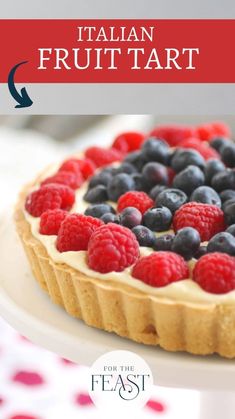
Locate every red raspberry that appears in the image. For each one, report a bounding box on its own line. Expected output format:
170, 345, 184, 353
41, 170, 83, 190
56, 214, 103, 252
180, 138, 220, 160
88, 223, 139, 273
39, 209, 68, 235
132, 252, 189, 287
196, 121, 231, 141
59, 158, 96, 179
193, 252, 235, 294
85, 146, 123, 168
112, 131, 145, 154
149, 125, 196, 147
117, 191, 154, 215
173, 202, 226, 242
25, 184, 75, 217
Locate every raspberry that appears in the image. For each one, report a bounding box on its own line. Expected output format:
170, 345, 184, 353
193, 252, 235, 294
59, 158, 96, 179
56, 214, 103, 252
132, 252, 189, 287
85, 146, 123, 168
39, 209, 68, 235
149, 125, 196, 147
173, 202, 226, 242
180, 138, 220, 160
196, 121, 231, 141
88, 223, 139, 273
117, 191, 154, 215
112, 131, 145, 154
41, 170, 83, 190
25, 184, 75, 217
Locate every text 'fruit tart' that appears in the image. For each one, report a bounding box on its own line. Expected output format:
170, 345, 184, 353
15, 122, 235, 358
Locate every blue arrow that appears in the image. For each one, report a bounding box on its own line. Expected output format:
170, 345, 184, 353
8, 61, 33, 108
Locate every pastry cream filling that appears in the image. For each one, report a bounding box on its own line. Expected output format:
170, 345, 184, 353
24, 176, 235, 305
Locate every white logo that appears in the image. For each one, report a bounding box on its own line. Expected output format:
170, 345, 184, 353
88, 350, 153, 412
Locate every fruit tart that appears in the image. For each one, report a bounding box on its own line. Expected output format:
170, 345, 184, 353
15, 121, 235, 358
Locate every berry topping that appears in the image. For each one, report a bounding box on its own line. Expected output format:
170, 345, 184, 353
107, 173, 135, 201
221, 143, 235, 168
153, 234, 174, 251
196, 121, 231, 141
85, 146, 122, 168
226, 224, 235, 237
173, 202, 226, 242
223, 200, 235, 225
141, 137, 170, 165
101, 213, 120, 224
117, 191, 154, 215
149, 125, 196, 147
88, 223, 139, 273
59, 158, 96, 179
143, 206, 172, 232
149, 184, 167, 200
210, 137, 230, 152
41, 170, 83, 190
89, 171, 112, 189
84, 185, 108, 203
39, 209, 68, 235
132, 225, 156, 248
132, 252, 189, 287
193, 252, 235, 294
190, 186, 221, 207
172, 227, 201, 260
220, 189, 235, 203
25, 184, 75, 217
119, 207, 142, 229
194, 245, 207, 259
156, 188, 188, 213
180, 138, 220, 160
212, 169, 235, 192
173, 165, 205, 196
142, 162, 169, 188
56, 214, 103, 252
171, 149, 205, 173
207, 232, 235, 256
112, 131, 145, 153
85, 203, 115, 219
204, 159, 225, 184
116, 162, 137, 175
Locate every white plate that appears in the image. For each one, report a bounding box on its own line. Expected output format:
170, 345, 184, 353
1, 212, 235, 391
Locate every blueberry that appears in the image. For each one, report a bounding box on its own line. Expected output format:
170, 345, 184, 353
172, 227, 201, 260
226, 224, 235, 237
156, 188, 188, 213
223, 201, 235, 225
221, 143, 235, 168
173, 165, 205, 196
131, 173, 149, 192
210, 137, 230, 152
153, 234, 174, 251
89, 171, 112, 189
119, 207, 142, 229
142, 162, 169, 189
190, 186, 221, 207
222, 198, 235, 212
141, 137, 170, 165
85, 203, 115, 219
194, 245, 207, 259
211, 169, 235, 192
124, 150, 147, 171
171, 148, 205, 173
84, 185, 108, 203
149, 184, 167, 200
101, 213, 120, 224
143, 206, 172, 232
107, 173, 135, 201
220, 189, 235, 203
132, 225, 156, 247
207, 232, 235, 256
116, 162, 137, 175
204, 159, 225, 184
101, 166, 118, 176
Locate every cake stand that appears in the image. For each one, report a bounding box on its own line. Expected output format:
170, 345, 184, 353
1, 212, 235, 418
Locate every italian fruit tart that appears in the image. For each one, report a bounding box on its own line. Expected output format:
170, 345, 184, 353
15, 122, 235, 358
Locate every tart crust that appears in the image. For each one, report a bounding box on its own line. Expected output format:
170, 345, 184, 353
14, 182, 235, 358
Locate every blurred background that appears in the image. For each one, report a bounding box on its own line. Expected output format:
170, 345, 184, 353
0, 114, 233, 418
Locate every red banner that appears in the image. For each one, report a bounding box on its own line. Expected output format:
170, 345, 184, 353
0, 19, 234, 83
